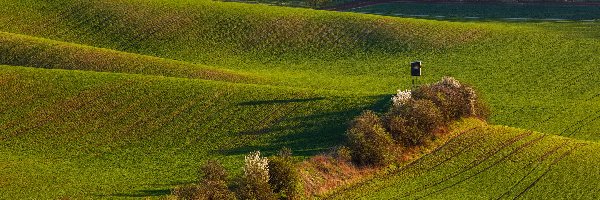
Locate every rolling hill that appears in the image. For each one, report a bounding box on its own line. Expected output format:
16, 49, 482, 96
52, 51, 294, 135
1, 0, 599, 140
1, 0, 600, 198
0, 65, 383, 198
328, 121, 600, 199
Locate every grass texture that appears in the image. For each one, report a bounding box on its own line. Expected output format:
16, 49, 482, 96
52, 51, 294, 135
0, 0, 600, 198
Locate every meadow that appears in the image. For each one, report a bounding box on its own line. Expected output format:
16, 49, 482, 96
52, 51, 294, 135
1, 0, 600, 198
0, 65, 381, 198
328, 122, 600, 199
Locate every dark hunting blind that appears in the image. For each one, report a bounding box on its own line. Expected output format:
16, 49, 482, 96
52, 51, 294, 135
410, 61, 422, 89
411, 61, 422, 76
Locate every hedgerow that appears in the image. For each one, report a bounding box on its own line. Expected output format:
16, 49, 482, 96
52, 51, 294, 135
385, 99, 443, 146
348, 77, 487, 164
347, 110, 396, 166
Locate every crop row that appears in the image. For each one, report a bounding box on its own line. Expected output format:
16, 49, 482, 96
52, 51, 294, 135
330, 125, 592, 199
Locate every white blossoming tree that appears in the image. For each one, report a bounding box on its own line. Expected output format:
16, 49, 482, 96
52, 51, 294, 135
244, 151, 270, 183
391, 89, 412, 107
239, 151, 275, 200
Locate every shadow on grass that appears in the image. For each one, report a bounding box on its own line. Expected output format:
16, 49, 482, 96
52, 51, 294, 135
103, 181, 196, 198
221, 94, 392, 157
107, 189, 171, 197
238, 97, 326, 106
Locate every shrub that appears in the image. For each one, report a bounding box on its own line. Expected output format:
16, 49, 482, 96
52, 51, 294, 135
268, 150, 302, 200
347, 110, 395, 166
412, 76, 488, 121
386, 99, 443, 146
199, 160, 228, 184
332, 146, 352, 163
171, 184, 202, 200
199, 160, 236, 200
171, 160, 236, 200
237, 151, 275, 200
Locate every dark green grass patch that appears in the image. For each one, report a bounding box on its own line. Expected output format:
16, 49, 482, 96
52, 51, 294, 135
0, 31, 257, 83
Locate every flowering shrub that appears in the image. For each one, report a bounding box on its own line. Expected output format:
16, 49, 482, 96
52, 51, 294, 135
412, 76, 488, 121
238, 151, 275, 200
439, 76, 461, 88
391, 89, 412, 107
244, 151, 270, 183
385, 99, 443, 146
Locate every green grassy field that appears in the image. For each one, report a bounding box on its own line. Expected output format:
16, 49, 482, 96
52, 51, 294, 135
0, 65, 384, 198
1, 0, 600, 198
328, 122, 600, 199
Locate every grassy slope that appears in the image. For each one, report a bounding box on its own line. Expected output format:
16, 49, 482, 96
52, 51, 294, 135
329, 122, 600, 199
0, 31, 257, 83
0, 0, 599, 198
1, 0, 599, 140
0, 65, 384, 199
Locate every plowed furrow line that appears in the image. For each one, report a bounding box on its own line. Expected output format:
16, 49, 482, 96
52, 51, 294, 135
566, 113, 600, 137
512, 143, 586, 200
327, 127, 482, 199
416, 134, 547, 199
496, 143, 565, 200
400, 131, 533, 199
402, 127, 489, 179
560, 109, 600, 136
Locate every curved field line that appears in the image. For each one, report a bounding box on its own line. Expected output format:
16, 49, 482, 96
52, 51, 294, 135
325, 126, 481, 199
533, 70, 599, 132
48, 85, 143, 137
495, 142, 566, 200
415, 134, 548, 199
172, 91, 237, 153
359, 128, 486, 198
247, 103, 300, 134
565, 114, 600, 137
387, 126, 484, 177
398, 130, 533, 199
135, 94, 208, 138
512, 143, 587, 200
238, 101, 293, 135
495, 68, 586, 125
401, 127, 494, 178
559, 109, 600, 136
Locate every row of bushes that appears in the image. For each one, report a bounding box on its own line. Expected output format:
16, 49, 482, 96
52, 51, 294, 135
172, 149, 302, 200
172, 77, 487, 198
348, 77, 488, 166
